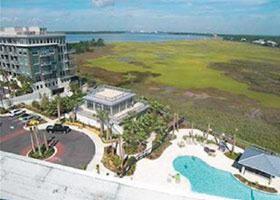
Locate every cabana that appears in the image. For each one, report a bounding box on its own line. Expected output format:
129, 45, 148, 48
238, 147, 280, 184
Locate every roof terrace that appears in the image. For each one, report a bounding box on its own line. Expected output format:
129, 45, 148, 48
84, 85, 135, 106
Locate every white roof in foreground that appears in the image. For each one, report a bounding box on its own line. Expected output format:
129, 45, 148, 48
0, 151, 203, 200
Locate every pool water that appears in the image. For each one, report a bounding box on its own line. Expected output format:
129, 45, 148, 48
173, 156, 280, 200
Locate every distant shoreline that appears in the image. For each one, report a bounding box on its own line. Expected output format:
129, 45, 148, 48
49, 31, 280, 38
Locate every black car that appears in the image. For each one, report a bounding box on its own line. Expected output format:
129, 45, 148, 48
46, 124, 71, 134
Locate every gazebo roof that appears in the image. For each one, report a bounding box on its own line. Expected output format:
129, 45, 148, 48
238, 147, 280, 177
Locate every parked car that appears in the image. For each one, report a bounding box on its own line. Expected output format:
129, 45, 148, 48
21, 115, 35, 123
46, 124, 71, 134
7, 109, 26, 117
32, 115, 42, 121
19, 113, 31, 121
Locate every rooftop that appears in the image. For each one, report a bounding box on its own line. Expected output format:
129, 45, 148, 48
0, 151, 197, 200
0, 26, 64, 37
238, 147, 280, 177
84, 85, 135, 106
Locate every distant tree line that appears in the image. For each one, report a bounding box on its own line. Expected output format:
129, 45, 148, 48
68, 38, 105, 53
219, 34, 280, 48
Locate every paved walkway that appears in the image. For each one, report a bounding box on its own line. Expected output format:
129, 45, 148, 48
0, 151, 201, 200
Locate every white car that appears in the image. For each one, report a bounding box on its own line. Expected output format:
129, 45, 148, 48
7, 109, 26, 117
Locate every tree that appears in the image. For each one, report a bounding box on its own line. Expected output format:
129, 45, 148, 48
70, 83, 82, 96
56, 96, 61, 121
0, 70, 11, 95
96, 38, 105, 46
95, 110, 109, 138
118, 135, 123, 164
17, 75, 33, 95
40, 94, 49, 108
28, 127, 36, 153
10, 80, 19, 97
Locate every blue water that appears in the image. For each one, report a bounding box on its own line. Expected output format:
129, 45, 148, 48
173, 156, 280, 200
66, 32, 209, 43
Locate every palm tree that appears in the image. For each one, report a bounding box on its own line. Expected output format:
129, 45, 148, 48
34, 126, 42, 156
118, 135, 124, 166
205, 123, 210, 140
0, 70, 11, 96
231, 134, 236, 155
29, 119, 42, 156
28, 127, 36, 153
56, 96, 61, 121
95, 110, 109, 139
10, 79, 19, 97
190, 122, 194, 140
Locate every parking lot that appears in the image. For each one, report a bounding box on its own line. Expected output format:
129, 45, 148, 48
0, 114, 95, 169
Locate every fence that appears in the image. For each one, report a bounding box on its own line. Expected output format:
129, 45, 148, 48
181, 118, 279, 156
1, 92, 41, 109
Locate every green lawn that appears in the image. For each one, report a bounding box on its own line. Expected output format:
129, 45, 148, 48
85, 40, 280, 108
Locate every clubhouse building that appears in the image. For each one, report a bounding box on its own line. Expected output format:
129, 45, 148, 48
76, 85, 149, 126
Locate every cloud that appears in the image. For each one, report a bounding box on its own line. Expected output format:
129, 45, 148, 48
91, 0, 115, 7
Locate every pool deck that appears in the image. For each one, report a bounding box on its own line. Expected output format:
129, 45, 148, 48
127, 129, 280, 198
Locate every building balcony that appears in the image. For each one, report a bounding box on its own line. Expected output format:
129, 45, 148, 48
41, 71, 53, 75
40, 62, 51, 67
63, 49, 76, 55
39, 52, 55, 57
62, 65, 77, 70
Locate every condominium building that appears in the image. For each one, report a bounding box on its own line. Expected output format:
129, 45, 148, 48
0, 26, 77, 96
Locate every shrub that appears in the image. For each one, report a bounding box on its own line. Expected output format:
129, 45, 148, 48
31, 100, 41, 110
0, 108, 8, 114
128, 156, 137, 165
113, 155, 122, 166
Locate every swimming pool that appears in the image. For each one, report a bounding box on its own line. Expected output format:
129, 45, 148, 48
173, 156, 280, 200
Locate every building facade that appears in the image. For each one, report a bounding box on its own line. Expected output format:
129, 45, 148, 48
0, 26, 77, 96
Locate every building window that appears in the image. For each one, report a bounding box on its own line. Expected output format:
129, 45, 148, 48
87, 101, 94, 110
95, 103, 102, 111
104, 105, 110, 113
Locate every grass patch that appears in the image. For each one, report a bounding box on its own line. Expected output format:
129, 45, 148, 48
210, 59, 280, 96
83, 40, 280, 108
224, 151, 241, 160
28, 144, 55, 160
234, 174, 277, 193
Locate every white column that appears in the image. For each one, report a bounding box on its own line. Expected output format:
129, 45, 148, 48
269, 176, 272, 185
241, 166, 245, 175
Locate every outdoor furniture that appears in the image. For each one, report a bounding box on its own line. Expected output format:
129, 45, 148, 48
204, 147, 216, 156
177, 141, 185, 148
174, 174, 181, 183
219, 141, 227, 152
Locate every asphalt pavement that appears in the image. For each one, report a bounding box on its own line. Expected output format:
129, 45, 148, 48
0, 115, 95, 169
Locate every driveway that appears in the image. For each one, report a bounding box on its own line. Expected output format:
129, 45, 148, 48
0, 116, 95, 169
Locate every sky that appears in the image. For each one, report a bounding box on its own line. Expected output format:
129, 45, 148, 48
0, 0, 280, 35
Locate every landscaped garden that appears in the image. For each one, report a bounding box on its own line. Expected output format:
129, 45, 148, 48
26, 119, 55, 160
17, 83, 84, 119
28, 144, 55, 160
100, 99, 176, 176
